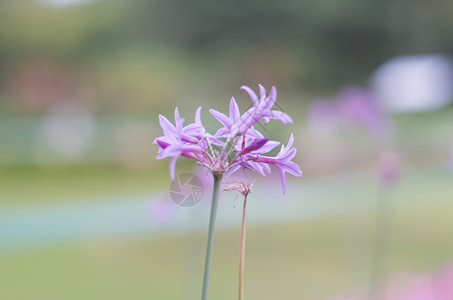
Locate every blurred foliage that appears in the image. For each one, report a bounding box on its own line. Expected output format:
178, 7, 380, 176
1, 0, 453, 115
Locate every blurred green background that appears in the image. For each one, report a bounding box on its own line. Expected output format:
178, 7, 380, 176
1, 0, 453, 299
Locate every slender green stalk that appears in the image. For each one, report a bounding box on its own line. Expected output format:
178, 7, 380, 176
238, 194, 248, 300
201, 174, 223, 300
368, 185, 393, 300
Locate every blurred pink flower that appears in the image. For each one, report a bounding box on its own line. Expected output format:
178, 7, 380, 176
377, 151, 402, 186
149, 197, 177, 224
332, 262, 453, 300
337, 85, 389, 136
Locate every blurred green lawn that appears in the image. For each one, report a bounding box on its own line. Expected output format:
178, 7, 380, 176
1, 202, 453, 300
1, 166, 453, 299
0, 165, 170, 205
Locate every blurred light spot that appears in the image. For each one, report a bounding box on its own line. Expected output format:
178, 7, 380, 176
42, 103, 96, 157
371, 54, 453, 113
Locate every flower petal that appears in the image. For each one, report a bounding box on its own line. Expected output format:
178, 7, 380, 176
159, 114, 177, 137
275, 166, 287, 194
241, 85, 259, 107
195, 106, 203, 126
271, 110, 293, 124
169, 155, 179, 180
229, 97, 240, 121
258, 84, 266, 103
174, 107, 184, 133
239, 138, 269, 155
209, 109, 232, 128
256, 140, 280, 154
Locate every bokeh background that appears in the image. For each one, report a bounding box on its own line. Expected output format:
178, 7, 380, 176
1, 0, 453, 299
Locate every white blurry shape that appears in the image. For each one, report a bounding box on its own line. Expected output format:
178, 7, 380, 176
114, 122, 155, 167
371, 54, 453, 113
37, 0, 93, 7
43, 103, 95, 157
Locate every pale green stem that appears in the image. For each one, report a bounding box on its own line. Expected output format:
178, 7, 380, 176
201, 174, 223, 300
205, 137, 215, 160
238, 194, 248, 300
368, 184, 393, 300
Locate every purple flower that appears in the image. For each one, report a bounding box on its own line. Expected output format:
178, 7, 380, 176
254, 133, 302, 194
337, 86, 387, 131
154, 107, 207, 180
308, 85, 391, 140
209, 96, 268, 141
154, 85, 302, 194
209, 97, 242, 138
239, 85, 293, 134
229, 137, 281, 176
229, 133, 302, 194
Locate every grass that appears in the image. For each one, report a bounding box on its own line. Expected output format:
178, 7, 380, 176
1, 201, 453, 300
1, 165, 453, 299
0, 164, 172, 205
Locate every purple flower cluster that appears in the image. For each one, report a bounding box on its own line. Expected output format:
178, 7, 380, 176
331, 261, 453, 300
308, 85, 390, 139
154, 85, 302, 193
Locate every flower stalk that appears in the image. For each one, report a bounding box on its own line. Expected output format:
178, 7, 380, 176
153, 85, 302, 299
201, 174, 223, 300
238, 193, 248, 300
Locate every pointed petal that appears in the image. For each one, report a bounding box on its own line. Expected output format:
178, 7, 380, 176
278, 147, 297, 161
275, 166, 287, 194
183, 123, 204, 138
271, 110, 293, 124
241, 85, 259, 107
283, 161, 303, 177
287, 133, 295, 149
209, 109, 232, 128
174, 107, 184, 133
258, 84, 266, 103
247, 127, 264, 138
169, 155, 179, 180
249, 161, 267, 176
265, 86, 277, 110
159, 114, 177, 136
229, 97, 240, 121
278, 134, 295, 156
155, 138, 170, 149
195, 106, 203, 126
237, 107, 259, 133
256, 140, 280, 154
213, 127, 230, 139
239, 138, 269, 155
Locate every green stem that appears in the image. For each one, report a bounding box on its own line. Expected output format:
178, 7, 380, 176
201, 174, 223, 300
368, 185, 393, 300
